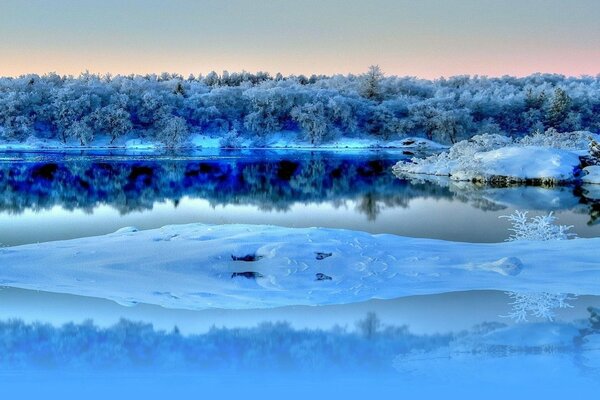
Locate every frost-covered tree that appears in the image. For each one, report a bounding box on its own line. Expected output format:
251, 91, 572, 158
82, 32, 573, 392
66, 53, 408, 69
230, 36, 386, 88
66, 119, 94, 145
92, 105, 132, 143
158, 116, 189, 148
0, 72, 598, 147
356, 312, 381, 339
546, 87, 571, 129
360, 65, 384, 101
291, 102, 331, 144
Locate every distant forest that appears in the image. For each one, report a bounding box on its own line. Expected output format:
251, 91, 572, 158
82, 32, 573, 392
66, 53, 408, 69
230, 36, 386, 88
1, 67, 599, 146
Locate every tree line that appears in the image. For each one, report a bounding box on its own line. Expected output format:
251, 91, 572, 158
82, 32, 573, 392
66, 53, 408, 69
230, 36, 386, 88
0, 67, 598, 147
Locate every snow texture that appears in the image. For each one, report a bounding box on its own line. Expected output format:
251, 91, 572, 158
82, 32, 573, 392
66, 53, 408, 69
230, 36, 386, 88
583, 165, 600, 184
0, 223, 598, 309
393, 132, 597, 183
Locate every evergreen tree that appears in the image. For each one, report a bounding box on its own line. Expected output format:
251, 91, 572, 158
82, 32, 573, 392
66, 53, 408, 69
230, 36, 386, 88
547, 87, 571, 129
360, 65, 384, 101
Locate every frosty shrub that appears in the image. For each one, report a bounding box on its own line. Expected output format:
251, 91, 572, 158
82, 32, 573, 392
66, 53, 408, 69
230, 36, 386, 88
499, 211, 577, 323
219, 128, 243, 148
503, 292, 576, 322
518, 128, 595, 150
499, 210, 576, 241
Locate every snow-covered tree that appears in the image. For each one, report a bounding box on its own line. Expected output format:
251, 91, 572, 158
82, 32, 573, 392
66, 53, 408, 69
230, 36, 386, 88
291, 102, 331, 144
546, 87, 571, 129
158, 116, 189, 148
66, 119, 94, 145
356, 312, 381, 339
0, 72, 598, 147
360, 65, 384, 101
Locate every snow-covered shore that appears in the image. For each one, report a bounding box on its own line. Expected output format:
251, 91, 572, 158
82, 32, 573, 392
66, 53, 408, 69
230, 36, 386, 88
0, 223, 598, 310
0, 135, 445, 153
393, 131, 599, 184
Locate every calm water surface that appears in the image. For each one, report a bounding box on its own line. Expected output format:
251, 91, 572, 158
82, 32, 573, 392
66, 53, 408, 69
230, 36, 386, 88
1, 150, 599, 246
1, 150, 600, 394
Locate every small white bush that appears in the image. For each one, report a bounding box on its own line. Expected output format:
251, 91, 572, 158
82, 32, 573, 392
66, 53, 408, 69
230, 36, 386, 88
499, 210, 576, 241
504, 292, 576, 322
518, 129, 594, 150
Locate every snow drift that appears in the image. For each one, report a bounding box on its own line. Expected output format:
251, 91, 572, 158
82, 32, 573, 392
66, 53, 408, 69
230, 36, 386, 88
393, 132, 598, 184
0, 223, 598, 309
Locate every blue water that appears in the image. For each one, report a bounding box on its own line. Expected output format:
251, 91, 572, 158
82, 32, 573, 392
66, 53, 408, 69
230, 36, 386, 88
1, 150, 599, 398
1, 150, 599, 245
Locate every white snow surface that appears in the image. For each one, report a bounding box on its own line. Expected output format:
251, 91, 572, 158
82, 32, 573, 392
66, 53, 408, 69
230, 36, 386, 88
462, 146, 580, 181
395, 145, 581, 182
582, 165, 600, 184
0, 223, 597, 310
0, 133, 446, 152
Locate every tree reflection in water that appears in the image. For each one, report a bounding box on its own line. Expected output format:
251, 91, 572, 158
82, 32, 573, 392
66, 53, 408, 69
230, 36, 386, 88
0, 151, 598, 224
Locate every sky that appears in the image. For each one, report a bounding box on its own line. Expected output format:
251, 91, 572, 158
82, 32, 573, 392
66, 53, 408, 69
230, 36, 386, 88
0, 0, 598, 78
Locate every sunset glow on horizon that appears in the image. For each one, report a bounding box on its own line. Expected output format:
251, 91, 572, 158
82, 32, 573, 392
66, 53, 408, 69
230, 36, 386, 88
1, 0, 599, 78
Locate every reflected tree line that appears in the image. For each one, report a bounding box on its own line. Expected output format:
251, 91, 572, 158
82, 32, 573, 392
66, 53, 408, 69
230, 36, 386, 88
0, 308, 598, 373
0, 154, 598, 223
0, 155, 453, 220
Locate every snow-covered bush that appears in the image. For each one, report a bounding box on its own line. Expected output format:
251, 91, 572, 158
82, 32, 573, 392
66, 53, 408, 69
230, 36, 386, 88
219, 128, 243, 148
499, 210, 575, 241
503, 292, 576, 322
518, 128, 595, 150
498, 210, 577, 323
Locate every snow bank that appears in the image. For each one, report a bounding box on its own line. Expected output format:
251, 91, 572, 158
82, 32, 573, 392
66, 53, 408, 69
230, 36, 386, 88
0, 133, 447, 152
454, 146, 580, 183
395, 145, 581, 183
0, 224, 598, 310
393, 133, 593, 184
582, 165, 600, 184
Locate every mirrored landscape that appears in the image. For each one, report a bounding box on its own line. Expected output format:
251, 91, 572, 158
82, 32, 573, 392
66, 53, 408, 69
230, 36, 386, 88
2, 150, 600, 396
1, 150, 599, 246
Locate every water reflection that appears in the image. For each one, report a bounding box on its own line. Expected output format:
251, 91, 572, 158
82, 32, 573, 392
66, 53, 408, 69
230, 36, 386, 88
1, 151, 599, 245
0, 306, 598, 386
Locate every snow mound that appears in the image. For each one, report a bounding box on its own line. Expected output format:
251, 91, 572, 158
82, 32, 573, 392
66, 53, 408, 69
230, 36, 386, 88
461, 146, 580, 182
471, 257, 523, 276
394, 134, 583, 184
0, 224, 599, 310
113, 226, 139, 234
582, 165, 600, 184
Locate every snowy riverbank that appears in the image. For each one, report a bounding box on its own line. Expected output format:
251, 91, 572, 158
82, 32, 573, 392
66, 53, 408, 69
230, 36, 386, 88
393, 131, 600, 184
0, 223, 598, 309
0, 134, 446, 153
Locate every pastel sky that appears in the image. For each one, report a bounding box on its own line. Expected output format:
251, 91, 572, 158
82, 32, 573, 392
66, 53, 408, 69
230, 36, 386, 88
0, 0, 598, 78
